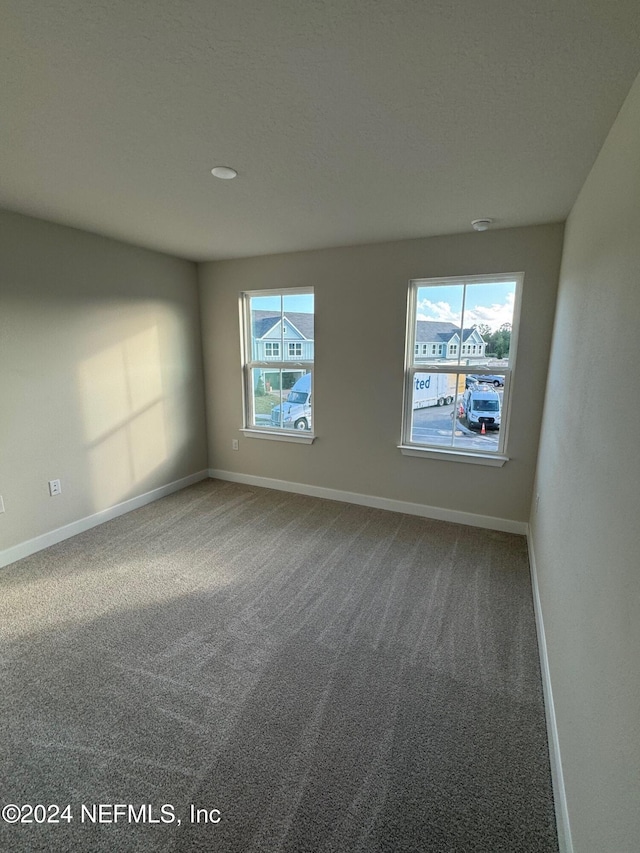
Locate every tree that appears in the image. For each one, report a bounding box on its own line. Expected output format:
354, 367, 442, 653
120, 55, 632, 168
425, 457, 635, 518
474, 322, 511, 359
255, 373, 266, 397
474, 323, 492, 338
490, 323, 512, 359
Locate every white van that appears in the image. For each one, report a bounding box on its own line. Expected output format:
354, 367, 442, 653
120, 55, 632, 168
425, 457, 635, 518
462, 384, 501, 430
270, 372, 312, 431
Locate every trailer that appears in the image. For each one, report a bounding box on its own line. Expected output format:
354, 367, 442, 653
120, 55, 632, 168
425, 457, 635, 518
412, 373, 457, 409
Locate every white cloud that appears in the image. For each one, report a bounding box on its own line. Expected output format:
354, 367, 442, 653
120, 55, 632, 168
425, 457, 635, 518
416, 300, 460, 323
417, 291, 514, 331
465, 291, 515, 329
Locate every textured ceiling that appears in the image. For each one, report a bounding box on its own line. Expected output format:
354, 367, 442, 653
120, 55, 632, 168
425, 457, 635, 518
1, 0, 640, 260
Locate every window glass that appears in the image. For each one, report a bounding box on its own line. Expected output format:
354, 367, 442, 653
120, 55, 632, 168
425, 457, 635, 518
242, 290, 314, 434
403, 276, 520, 456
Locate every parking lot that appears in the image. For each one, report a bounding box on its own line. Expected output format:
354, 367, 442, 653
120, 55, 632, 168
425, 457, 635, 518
411, 388, 504, 452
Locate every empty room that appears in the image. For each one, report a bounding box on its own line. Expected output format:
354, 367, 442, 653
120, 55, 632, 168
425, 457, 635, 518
1, 2, 639, 852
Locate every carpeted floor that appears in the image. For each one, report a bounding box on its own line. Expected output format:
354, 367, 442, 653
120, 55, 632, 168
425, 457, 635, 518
0, 479, 558, 852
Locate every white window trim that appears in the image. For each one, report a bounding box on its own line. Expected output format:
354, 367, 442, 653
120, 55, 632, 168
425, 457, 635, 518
240, 428, 315, 444
401, 272, 523, 465
240, 288, 316, 443
398, 445, 508, 466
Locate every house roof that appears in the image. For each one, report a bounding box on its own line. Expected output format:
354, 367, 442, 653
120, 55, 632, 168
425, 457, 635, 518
252, 311, 314, 340
416, 321, 478, 344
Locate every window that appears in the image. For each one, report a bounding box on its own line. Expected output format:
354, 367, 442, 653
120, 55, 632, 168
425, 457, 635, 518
241, 288, 315, 438
401, 273, 521, 460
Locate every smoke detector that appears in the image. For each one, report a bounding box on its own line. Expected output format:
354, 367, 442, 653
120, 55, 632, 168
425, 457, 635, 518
471, 218, 493, 232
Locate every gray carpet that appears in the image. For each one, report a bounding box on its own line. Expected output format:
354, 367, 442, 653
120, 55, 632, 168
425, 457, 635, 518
0, 479, 558, 852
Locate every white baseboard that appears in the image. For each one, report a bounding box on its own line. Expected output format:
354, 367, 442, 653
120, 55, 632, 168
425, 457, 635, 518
209, 468, 527, 534
0, 470, 210, 569
527, 528, 573, 853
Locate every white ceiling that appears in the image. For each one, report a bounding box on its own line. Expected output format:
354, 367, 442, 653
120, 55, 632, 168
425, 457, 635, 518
1, 1, 639, 261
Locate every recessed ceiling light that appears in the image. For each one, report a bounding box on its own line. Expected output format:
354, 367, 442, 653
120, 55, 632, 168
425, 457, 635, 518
471, 218, 493, 231
211, 166, 238, 180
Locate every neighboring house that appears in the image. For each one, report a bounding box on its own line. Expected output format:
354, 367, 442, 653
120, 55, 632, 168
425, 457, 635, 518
415, 320, 487, 361
252, 311, 314, 361
252, 314, 483, 364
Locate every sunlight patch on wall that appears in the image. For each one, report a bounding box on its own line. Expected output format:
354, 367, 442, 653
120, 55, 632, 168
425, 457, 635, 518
77, 323, 168, 508
78, 341, 129, 444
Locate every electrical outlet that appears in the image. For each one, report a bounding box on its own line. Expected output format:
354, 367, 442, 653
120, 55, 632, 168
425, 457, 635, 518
232, 439, 239, 451
0, 495, 4, 514
49, 479, 62, 496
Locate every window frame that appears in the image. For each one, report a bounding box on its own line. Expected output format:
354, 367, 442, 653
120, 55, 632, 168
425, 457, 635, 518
400, 272, 523, 465
239, 287, 315, 444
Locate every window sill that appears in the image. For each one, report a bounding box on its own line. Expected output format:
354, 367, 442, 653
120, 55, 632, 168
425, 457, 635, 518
398, 445, 508, 467
240, 428, 316, 445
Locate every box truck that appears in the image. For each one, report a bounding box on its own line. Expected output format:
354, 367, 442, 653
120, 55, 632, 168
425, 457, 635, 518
412, 373, 456, 409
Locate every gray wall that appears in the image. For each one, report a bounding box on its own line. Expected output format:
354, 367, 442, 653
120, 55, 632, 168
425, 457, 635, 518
0, 210, 208, 551
199, 223, 564, 523
532, 73, 640, 851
